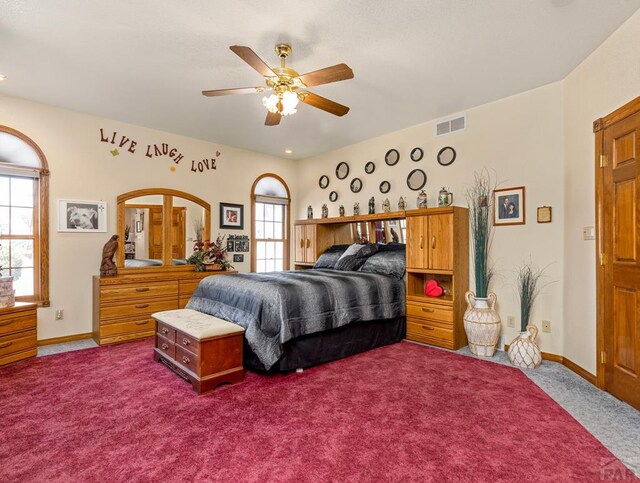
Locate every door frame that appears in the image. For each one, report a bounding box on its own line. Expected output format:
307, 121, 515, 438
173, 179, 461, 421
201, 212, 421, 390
593, 95, 640, 390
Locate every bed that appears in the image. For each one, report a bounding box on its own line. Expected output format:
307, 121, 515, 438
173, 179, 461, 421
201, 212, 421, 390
186, 244, 406, 372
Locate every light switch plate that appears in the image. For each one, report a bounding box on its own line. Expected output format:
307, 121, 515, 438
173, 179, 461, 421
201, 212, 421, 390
583, 226, 595, 240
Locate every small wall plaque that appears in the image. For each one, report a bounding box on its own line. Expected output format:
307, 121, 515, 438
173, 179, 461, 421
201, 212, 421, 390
537, 206, 552, 223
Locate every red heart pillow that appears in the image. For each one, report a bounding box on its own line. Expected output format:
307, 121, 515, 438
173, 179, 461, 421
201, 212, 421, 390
424, 279, 444, 297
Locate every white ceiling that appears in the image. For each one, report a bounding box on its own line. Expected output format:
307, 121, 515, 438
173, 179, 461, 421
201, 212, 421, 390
1, 0, 639, 159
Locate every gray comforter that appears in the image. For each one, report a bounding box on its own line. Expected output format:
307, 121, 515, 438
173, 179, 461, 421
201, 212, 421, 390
186, 269, 405, 369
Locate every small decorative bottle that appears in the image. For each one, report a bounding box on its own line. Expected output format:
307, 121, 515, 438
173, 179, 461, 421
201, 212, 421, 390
398, 196, 407, 211
353, 202, 360, 216
339, 205, 345, 217
368, 197, 375, 214
417, 190, 428, 209
307, 205, 313, 219
321, 204, 328, 218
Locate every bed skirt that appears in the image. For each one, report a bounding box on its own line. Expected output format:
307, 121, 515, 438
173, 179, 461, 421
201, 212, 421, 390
243, 316, 406, 372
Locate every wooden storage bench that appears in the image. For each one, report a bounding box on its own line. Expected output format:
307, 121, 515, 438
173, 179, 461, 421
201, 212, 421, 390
152, 309, 244, 395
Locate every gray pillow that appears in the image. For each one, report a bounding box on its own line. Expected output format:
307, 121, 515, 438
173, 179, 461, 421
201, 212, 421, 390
360, 247, 406, 280
313, 245, 350, 269
334, 243, 379, 271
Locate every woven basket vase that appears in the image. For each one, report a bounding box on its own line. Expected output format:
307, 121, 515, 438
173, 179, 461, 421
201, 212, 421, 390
463, 291, 501, 357
508, 324, 542, 369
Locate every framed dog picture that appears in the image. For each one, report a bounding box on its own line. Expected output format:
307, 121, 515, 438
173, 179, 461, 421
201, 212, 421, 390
220, 203, 244, 230
493, 187, 525, 226
58, 199, 107, 232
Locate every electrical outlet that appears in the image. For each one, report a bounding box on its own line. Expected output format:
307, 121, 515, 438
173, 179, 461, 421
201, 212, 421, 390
507, 316, 515, 328
542, 320, 551, 333
55, 309, 64, 320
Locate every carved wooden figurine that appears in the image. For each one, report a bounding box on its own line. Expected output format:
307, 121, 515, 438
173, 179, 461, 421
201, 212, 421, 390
100, 235, 119, 277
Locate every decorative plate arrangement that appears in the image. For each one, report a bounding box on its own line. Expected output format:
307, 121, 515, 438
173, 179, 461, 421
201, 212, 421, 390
329, 191, 338, 202
319, 175, 329, 189
350, 178, 363, 193
379, 181, 391, 194
365, 161, 376, 174
407, 169, 427, 190
385, 149, 400, 166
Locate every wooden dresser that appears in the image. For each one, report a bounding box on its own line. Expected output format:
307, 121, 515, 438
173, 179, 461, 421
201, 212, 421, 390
92, 270, 236, 346
0, 302, 37, 367
405, 207, 469, 350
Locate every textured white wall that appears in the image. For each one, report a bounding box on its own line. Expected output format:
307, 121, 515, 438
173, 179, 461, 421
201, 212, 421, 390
0, 94, 296, 341
296, 83, 566, 356
562, 10, 640, 373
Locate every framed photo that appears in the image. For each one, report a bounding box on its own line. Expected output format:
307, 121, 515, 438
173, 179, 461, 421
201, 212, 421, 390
58, 199, 107, 232
220, 203, 244, 230
233, 254, 244, 263
226, 240, 235, 252
493, 187, 525, 226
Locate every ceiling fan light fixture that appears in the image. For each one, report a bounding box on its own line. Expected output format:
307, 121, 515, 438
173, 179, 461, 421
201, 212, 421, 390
262, 94, 280, 113
280, 91, 299, 116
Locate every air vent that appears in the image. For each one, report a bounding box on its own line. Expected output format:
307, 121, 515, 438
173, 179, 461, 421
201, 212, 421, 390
436, 113, 466, 136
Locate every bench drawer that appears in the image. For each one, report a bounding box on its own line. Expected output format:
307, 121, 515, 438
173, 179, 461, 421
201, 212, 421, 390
406, 302, 453, 323
156, 321, 176, 341
100, 297, 179, 320
100, 281, 178, 302
156, 333, 175, 360
176, 346, 200, 374
176, 330, 200, 354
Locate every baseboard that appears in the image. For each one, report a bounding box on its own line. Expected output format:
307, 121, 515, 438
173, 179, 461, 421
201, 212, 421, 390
37, 333, 92, 346
504, 344, 595, 385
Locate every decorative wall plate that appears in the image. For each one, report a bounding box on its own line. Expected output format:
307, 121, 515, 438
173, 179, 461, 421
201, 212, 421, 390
319, 175, 330, 189
365, 161, 376, 174
385, 149, 400, 166
407, 169, 427, 191
350, 178, 363, 193
329, 191, 338, 202
379, 181, 391, 194
410, 147, 424, 162
437, 146, 456, 166
336, 162, 350, 179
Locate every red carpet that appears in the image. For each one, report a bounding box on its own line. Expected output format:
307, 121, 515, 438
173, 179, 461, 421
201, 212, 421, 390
0, 340, 633, 482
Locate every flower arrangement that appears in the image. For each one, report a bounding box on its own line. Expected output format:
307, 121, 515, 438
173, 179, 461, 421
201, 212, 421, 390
187, 234, 233, 272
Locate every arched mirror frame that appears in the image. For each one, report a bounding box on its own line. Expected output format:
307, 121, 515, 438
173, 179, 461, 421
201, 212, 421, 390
116, 188, 211, 272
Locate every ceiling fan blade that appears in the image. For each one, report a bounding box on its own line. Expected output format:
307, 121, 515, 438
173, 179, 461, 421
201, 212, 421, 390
202, 87, 266, 97
265, 111, 282, 126
230, 45, 277, 78
296, 63, 354, 87
299, 92, 350, 117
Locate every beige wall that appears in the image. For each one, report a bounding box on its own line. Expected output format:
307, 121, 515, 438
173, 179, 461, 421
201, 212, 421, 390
562, 10, 640, 373
296, 82, 566, 356
0, 94, 296, 341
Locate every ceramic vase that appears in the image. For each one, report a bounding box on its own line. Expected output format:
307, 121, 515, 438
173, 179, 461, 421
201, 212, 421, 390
508, 325, 542, 369
463, 291, 501, 357
0, 275, 15, 308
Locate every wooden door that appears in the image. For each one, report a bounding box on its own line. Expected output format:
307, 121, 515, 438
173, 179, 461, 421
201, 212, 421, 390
294, 225, 305, 263
428, 214, 454, 271
304, 225, 316, 263
406, 216, 428, 269
148, 206, 164, 259
600, 108, 640, 410
170, 207, 186, 259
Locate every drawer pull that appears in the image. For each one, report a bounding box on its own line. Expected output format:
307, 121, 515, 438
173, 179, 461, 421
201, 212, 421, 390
161, 343, 169, 350
161, 328, 169, 335
0, 341, 12, 349
431, 236, 436, 249
0, 320, 14, 327
421, 325, 435, 331
135, 304, 150, 309
135, 321, 148, 326
419, 235, 424, 249
421, 308, 435, 313
182, 337, 190, 345
136, 287, 150, 292
182, 356, 191, 364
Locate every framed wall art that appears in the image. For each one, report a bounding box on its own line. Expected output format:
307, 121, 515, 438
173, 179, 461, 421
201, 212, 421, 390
219, 203, 244, 229
493, 186, 525, 226
57, 199, 107, 232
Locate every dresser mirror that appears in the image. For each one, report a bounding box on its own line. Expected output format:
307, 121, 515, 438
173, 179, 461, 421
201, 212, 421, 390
336, 162, 350, 180
407, 169, 427, 191
117, 188, 211, 271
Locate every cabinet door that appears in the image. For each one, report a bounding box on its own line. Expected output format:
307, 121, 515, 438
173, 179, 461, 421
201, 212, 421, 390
305, 225, 316, 263
406, 216, 428, 269
428, 214, 453, 271
294, 225, 306, 263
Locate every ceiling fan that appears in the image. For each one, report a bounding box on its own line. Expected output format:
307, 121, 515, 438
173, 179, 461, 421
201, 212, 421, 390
202, 44, 354, 126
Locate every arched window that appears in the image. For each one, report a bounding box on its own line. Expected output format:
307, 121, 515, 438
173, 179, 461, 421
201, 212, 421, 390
250, 174, 291, 273
0, 126, 50, 306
